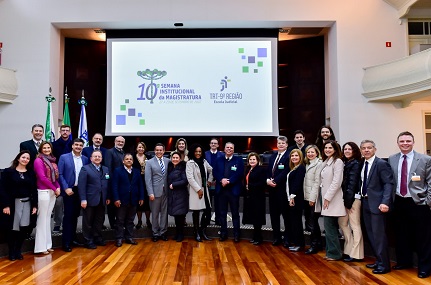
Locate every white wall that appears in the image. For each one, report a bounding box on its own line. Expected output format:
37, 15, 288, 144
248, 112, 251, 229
0, 0, 421, 166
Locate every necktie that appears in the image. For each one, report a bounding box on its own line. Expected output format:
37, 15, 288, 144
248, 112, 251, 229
95, 147, 100, 151
400, 155, 408, 196
272, 153, 281, 176
362, 161, 369, 196
36, 141, 41, 148
159, 158, 165, 175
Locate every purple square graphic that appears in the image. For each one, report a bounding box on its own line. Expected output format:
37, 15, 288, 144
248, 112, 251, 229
257, 48, 267, 57
248, 56, 255, 63
128, 108, 136, 116
116, 115, 126, 125
138, 113, 142, 117
241, 55, 246, 59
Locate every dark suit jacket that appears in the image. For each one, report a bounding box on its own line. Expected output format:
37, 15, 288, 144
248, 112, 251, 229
204, 150, 225, 167
104, 148, 124, 172
111, 166, 144, 206
19, 139, 39, 164
78, 164, 110, 207
287, 164, 306, 201
267, 151, 291, 188
213, 155, 244, 196
360, 157, 394, 214
82, 146, 107, 163
52, 137, 73, 162
245, 165, 267, 225
58, 152, 89, 196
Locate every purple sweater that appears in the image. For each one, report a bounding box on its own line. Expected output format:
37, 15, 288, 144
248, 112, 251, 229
34, 157, 60, 191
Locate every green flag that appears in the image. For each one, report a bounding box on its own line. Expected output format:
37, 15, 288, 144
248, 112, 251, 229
45, 88, 56, 142
62, 91, 71, 127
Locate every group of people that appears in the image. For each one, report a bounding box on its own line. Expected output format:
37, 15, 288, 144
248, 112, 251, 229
0, 124, 430, 279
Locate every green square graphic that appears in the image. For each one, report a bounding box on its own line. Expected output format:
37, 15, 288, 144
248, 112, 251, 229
139, 119, 145, 125
125, 99, 129, 103
242, 66, 249, 73
254, 69, 258, 73
120, 105, 126, 111
258, 61, 263, 67
238, 48, 244, 53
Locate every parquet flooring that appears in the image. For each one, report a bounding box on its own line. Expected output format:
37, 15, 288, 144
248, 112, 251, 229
0, 238, 427, 284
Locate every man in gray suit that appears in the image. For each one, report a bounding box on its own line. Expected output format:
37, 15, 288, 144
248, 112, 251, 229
78, 150, 111, 249
360, 139, 394, 274
388, 131, 431, 279
145, 143, 170, 242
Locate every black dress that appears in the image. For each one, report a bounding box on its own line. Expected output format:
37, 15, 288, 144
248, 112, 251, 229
132, 153, 150, 212
243, 165, 267, 226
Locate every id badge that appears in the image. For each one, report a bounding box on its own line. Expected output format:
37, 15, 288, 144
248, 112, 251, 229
278, 164, 284, 170
231, 166, 237, 171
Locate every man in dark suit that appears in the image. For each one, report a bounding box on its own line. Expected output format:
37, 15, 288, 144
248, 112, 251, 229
112, 154, 144, 247
388, 131, 431, 279
204, 138, 225, 225
82, 133, 107, 162
360, 139, 394, 274
266, 136, 291, 247
58, 138, 89, 252
213, 142, 244, 242
52, 124, 73, 233
145, 143, 170, 242
287, 130, 308, 157
104, 136, 126, 229
78, 150, 110, 249
19, 123, 44, 165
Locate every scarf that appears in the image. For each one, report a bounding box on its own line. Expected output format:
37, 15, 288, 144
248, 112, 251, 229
38, 154, 59, 183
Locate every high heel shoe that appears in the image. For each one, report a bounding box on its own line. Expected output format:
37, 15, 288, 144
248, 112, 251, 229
136, 220, 142, 229
146, 220, 152, 229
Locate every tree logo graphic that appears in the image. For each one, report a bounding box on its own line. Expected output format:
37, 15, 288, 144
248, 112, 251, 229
137, 69, 167, 103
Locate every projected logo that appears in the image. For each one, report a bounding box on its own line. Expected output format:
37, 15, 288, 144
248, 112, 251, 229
238, 47, 267, 73
220, 76, 231, 92
137, 69, 168, 104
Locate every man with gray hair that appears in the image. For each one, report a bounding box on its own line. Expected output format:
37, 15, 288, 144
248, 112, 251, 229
266, 136, 291, 247
359, 139, 394, 274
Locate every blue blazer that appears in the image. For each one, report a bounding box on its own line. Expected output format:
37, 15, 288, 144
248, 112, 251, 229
267, 151, 291, 187
58, 152, 89, 196
359, 157, 394, 214
213, 155, 244, 196
204, 150, 225, 167
111, 166, 144, 206
78, 164, 110, 207
82, 146, 107, 163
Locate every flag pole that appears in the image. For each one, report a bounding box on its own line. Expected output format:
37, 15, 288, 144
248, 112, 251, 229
45, 87, 56, 142
78, 89, 89, 147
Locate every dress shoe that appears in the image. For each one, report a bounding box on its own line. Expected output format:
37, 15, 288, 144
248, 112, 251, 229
253, 240, 262, 245
392, 264, 412, 270
219, 235, 228, 242
283, 242, 290, 248
326, 257, 340, 261
289, 246, 302, 252
305, 247, 319, 255
152, 236, 159, 242
72, 240, 84, 247
366, 263, 378, 269
200, 230, 212, 241
16, 254, 23, 260
234, 236, 240, 243
146, 220, 152, 228
249, 239, 255, 243
344, 257, 363, 262
160, 234, 168, 241
272, 239, 282, 246
176, 234, 184, 242
95, 240, 106, 246
115, 239, 123, 247
372, 268, 390, 274
135, 220, 142, 229
8, 255, 16, 261
62, 245, 72, 252
86, 243, 97, 249
125, 238, 137, 245
418, 271, 430, 278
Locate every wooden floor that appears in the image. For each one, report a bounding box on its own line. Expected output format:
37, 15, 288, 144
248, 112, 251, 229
0, 238, 427, 285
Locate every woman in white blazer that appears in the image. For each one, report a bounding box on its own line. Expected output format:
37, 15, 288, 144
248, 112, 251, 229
317, 140, 346, 261
303, 145, 323, 254
186, 143, 213, 242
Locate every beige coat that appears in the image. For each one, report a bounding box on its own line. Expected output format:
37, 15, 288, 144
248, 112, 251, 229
186, 159, 213, 210
304, 158, 323, 202
316, 157, 346, 217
